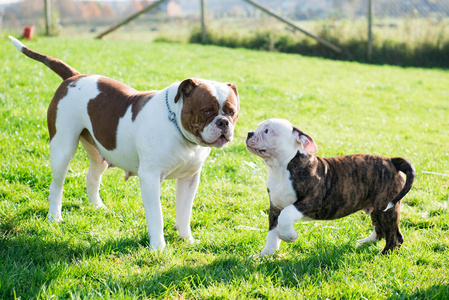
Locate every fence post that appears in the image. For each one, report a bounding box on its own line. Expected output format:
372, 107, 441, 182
44, 0, 51, 36
367, 0, 373, 61
201, 0, 207, 43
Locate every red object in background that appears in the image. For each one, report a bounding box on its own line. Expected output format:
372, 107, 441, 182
23, 26, 34, 39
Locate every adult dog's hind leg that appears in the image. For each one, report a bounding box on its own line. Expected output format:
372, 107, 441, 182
80, 136, 108, 208
48, 133, 79, 222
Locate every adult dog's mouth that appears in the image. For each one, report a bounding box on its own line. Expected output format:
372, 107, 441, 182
210, 134, 230, 148
196, 132, 231, 148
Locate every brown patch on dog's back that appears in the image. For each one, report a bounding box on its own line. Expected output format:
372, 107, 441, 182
87, 77, 156, 150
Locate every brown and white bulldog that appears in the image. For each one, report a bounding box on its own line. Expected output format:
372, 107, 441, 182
10, 36, 240, 251
246, 119, 415, 257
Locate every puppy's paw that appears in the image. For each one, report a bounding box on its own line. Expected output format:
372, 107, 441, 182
357, 237, 373, 245
277, 225, 298, 243
357, 230, 377, 245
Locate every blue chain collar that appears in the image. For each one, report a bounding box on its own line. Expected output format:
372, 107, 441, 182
165, 89, 197, 145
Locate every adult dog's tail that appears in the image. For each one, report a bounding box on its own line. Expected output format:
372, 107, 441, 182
9, 36, 81, 80
384, 157, 416, 211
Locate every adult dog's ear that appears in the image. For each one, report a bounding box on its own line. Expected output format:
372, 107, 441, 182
174, 78, 199, 103
226, 83, 240, 111
293, 127, 318, 155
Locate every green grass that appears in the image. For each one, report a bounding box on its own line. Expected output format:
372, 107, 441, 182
1, 36, 449, 299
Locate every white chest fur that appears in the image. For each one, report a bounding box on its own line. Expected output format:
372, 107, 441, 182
266, 168, 297, 210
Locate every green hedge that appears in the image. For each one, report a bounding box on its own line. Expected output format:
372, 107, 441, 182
189, 28, 449, 68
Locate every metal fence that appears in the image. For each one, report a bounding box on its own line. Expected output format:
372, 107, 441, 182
205, 0, 449, 19
2, 0, 449, 29
2, 0, 449, 50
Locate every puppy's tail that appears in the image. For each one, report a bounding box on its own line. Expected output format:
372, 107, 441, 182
9, 36, 81, 80
384, 157, 416, 212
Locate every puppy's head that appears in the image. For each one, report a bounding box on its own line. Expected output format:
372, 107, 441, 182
246, 118, 317, 161
175, 78, 239, 148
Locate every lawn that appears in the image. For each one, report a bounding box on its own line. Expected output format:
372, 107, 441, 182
0, 36, 448, 299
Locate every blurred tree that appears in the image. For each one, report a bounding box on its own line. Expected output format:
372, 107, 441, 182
87, 1, 102, 18
20, 0, 43, 19
101, 4, 115, 18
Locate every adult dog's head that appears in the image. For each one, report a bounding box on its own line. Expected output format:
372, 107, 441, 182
175, 78, 240, 148
246, 118, 317, 162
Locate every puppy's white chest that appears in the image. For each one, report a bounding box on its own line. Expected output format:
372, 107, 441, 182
266, 169, 297, 210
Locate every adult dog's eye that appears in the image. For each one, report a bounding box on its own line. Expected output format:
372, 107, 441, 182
202, 110, 212, 117
264, 129, 269, 134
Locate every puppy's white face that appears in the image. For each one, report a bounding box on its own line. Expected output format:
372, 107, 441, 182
246, 118, 317, 161
176, 79, 240, 148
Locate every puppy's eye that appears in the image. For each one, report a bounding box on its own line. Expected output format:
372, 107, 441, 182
264, 129, 269, 134
228, 110, 235, 117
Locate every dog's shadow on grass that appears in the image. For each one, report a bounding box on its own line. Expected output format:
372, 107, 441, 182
132, 241, 379, 296
0, 203, 387, 298
1, 209, 428, 299
0, 219, 355, 299
386, 284, 449, 299
0, 206, 148, 298
3, 225, 447, 298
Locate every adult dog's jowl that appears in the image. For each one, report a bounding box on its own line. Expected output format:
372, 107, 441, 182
10, 36, 240, 251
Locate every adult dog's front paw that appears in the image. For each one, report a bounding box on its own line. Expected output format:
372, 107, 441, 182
92, 203, 108, 211
250, 248, 276, 258
184, 235, 197, 245
277, 225, 298, 242
47, 213, 63, 223
149, 239, 166, 252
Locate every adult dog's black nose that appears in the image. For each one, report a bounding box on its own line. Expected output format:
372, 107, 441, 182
216, 118, 229, 130
247, 132, 254, 139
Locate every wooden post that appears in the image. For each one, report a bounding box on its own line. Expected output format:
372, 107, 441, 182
44, 0, 51, 36
367, 0, 373, 61
96, 0, 169, 39
241, 0, 341, 53
200, 0, 207, 43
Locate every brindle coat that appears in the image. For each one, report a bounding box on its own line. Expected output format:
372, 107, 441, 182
268, 147, 415, 254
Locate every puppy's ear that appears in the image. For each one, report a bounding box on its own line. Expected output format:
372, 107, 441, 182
293, 127, 318, 154
175, 78, 199, 103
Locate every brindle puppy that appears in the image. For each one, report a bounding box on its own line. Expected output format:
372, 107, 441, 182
246, 119, 415, 257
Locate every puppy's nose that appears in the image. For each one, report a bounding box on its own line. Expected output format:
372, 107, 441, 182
216, 118, 229, 130
247, 132, 254, 139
